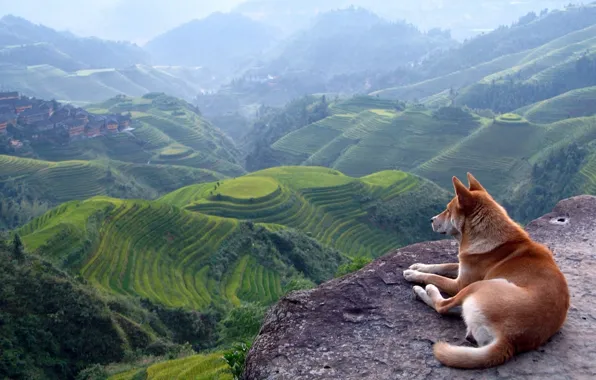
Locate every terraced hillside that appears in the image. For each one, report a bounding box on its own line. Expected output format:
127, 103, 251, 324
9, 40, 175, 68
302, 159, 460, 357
414, 114, 596, 196
161, 166, 450, 257
18, 197, 340, 310
108, 353, 232, 380
19, 167, 450, 310
268, 96, 485, 177
371, 5, 596, 102
518, 86, 596, 124
0, 64, 218, 104
0, 154, 224, 202
31, 93, 244, 176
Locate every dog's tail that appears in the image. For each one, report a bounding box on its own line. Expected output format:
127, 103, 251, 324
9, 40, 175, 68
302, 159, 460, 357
433, 338, 514, 369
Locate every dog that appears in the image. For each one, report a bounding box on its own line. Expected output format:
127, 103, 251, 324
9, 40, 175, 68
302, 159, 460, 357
403, 173, 570, 369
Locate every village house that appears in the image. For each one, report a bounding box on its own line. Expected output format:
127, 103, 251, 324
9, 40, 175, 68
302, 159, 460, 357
85, 121, 104, 138
64, 119, 86, 139
117, 114, 132, 129
0, 91, 19, 101
39, 101, 55, 117
9, 139, 23, 149
13, 99, 33, 114
75, 109, 90, 123
32, 119, 55, 132
18, 106, 50, 124
0, 113, 17, 134
106, 118, 119, 133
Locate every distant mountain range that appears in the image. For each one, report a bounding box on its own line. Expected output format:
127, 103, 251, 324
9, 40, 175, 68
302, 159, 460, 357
144, 12, 279, 75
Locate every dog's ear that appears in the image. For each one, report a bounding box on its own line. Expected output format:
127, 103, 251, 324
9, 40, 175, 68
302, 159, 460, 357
467, 172, 486, 192
453, 176, 474, 208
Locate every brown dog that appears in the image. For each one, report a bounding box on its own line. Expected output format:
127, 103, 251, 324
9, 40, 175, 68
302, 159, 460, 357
403, 173, 570, 369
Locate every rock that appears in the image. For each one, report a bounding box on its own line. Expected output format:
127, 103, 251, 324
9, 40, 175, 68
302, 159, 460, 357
244, 196, 596, 380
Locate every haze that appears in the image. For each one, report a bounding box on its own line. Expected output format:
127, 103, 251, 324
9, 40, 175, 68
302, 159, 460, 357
0, 0, 572, 43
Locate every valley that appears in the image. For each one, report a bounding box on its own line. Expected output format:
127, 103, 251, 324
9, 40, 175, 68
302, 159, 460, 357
2, 2, 596, 379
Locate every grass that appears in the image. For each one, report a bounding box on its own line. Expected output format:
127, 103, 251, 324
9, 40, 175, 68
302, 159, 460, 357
215, 176, 279, 199
495, 113, 530, 126
108, 353, 232, 380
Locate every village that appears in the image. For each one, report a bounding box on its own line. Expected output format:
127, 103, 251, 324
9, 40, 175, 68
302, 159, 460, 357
0, 91, 132, 149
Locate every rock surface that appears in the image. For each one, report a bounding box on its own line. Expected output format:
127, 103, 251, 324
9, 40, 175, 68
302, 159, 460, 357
244, 195, 596, 380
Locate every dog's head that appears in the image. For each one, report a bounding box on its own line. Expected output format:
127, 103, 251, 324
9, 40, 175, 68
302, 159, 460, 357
431, 172, 488, 237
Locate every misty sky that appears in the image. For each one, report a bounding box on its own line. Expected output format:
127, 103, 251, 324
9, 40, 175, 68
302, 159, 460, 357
0, 0, 245, 44
0, 0, 573, 44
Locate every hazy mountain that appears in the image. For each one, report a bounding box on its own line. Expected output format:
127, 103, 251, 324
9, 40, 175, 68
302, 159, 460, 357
0, 15, 149, 70
251, 7, 455, 80
235, 0, 572, 40
144, 12, 278, 76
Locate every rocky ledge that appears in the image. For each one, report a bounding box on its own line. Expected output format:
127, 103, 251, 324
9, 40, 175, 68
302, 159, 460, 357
244, 196, 596, 380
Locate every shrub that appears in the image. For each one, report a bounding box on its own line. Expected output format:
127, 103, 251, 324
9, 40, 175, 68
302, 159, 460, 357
223, 342, 251, 380
335, 256, 373, 277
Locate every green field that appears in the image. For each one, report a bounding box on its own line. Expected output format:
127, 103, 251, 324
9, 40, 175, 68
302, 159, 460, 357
269, 97, 484, 177
520, 86, 596, 123
108, 353, 232, 380
19, 167, 449, 310
0, 154, 224, 204
30, 94, 245, 176
161, 166, 447, 257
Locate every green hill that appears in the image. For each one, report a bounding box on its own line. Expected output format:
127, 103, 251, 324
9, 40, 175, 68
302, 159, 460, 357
253, 96, 596, 224
0, 64, 218, 104
0, 154, 225, 229
414, 114, 596, 203
519, 86, 596, 124
19, 167, 449, 311
266, 97, 485, 177
29, 94, 244, 176
0, 240, 226, 380
371, 4, 596, 101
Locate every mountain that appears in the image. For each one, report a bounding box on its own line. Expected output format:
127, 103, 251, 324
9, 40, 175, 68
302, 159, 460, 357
0, 64, 219, 104
251, 7, 455, 80
0, 92, 244, 228
26, 93, 245, 175
0, 16, 225, 103
245, 93, 596, 223
19, 167, 449, 311
234, 1, 571, 41
372, 4, 596, 100
0, 15, 149, 70
144, 12, 278, 76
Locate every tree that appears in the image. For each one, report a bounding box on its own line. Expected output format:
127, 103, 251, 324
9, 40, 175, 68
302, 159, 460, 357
12, 233, 24, 261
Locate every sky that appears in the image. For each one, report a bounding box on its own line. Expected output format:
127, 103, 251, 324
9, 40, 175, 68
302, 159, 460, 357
0, 0, 245, 44
0, 0, 573, 44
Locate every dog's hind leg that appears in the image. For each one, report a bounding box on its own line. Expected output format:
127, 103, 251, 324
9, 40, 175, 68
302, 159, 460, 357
414, 284, 463, 315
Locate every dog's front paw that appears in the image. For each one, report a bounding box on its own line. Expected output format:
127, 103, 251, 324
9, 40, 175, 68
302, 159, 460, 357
408, 263, 429, 272
403, 269, 424, 283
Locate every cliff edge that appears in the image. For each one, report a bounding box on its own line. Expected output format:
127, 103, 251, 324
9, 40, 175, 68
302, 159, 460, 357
244, 195, 596, 379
